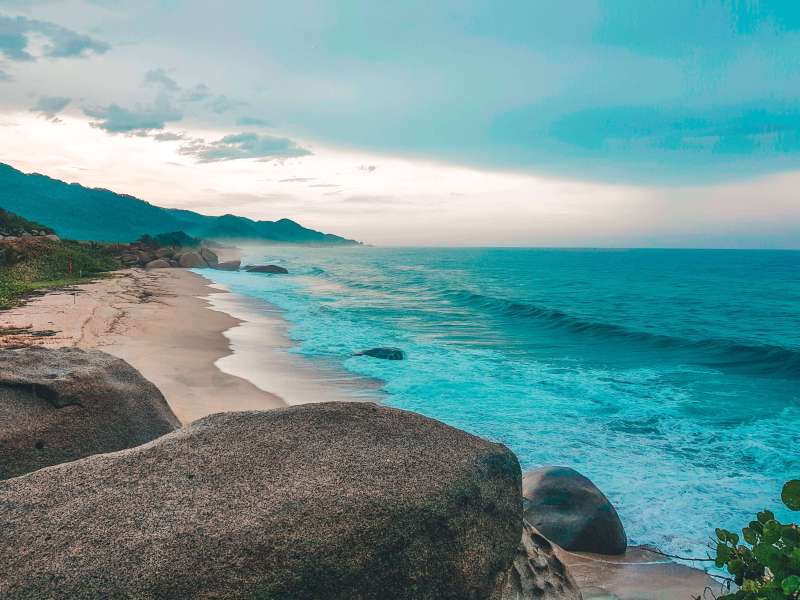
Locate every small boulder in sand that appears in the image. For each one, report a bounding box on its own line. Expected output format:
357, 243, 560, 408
245, 264, 288, 274
213, 259, 241, 271
0, 403, 521, 599
356, 347, 405, 360
492, 521, 582, 600
145, 258, 171, 269
177, 251, 206, 268
522, 466, 627, 555
0, 347, 179, 480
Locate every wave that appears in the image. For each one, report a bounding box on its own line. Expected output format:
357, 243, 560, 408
443, 290, 800, 378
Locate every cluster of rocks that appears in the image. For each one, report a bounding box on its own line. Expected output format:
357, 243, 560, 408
0, 230, 60, 243
0, 346, 631, 599
116, 242, 241, 271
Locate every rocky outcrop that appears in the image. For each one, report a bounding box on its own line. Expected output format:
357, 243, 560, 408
177, 251, 206, 268
245, 264, 289, 274
0, 347, 180, 481
213, 259, 241, 271
493, 522, 582, 600
356, 347, 405, 360
145, 258, 171, 269
112, 240, 223, 270
0, 233, 59, 243
199, 247, 219, 265
522, 467, 627, 555
0, 403, 521, 599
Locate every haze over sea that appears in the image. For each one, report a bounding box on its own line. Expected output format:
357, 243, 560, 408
205, 246, 800, 560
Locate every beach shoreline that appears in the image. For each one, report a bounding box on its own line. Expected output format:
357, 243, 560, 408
0, 263, 721, 599
0, 267, 286, 424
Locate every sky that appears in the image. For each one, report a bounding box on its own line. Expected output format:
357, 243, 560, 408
0, 0, 799, 247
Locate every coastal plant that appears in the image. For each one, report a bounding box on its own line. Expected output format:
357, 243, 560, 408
714, 480, 800, 600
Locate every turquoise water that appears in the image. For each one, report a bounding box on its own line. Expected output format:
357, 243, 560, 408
204, 247, 800, 560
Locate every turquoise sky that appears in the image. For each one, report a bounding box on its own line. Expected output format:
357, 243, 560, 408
1, 1, 799, 246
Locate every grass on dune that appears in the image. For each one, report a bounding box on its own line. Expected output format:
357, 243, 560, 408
0, 239, 119, 309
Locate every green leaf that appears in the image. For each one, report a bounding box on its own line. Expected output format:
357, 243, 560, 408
791, 547, 800, 570
783, 480, 800, 511
758, 510, 776, 525
753, 543, 781, 570
718, 527, 730, 541
781, 524, 800, 546
782, 575, 800, 595
762, 520, 782, 545
717, 542, 731, 564
743, 527, 759, 545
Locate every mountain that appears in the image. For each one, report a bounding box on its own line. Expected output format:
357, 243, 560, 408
0, 163, 359, 245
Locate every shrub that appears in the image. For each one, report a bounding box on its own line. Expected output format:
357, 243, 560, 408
714, 480, 800, 599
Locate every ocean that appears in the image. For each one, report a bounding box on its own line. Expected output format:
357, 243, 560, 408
203, 247, 800, 561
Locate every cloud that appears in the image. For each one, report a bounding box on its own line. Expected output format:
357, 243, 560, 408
280, 176, 315, 183
237, 116, 271, 127
0, 15, 109, 62
0, 68, 9, 81
179, 132, 311, 163
359, 165, 377, 172
30, 95, 71, 121
151, 131, 185, 142
207, 95, 246, 114
84, 95, 182, 133
182, 83, 212, 102
143, 68, 179, 92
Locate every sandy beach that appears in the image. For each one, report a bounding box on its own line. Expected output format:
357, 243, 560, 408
0, 268, 285, 424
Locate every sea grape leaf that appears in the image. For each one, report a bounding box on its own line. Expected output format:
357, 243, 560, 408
758, 510, 776, 525
762, 520, 782, 545
743, 527, 759, 545
781, 575, 800, 595
781, 525, 799, 546
782, 480, 800, 511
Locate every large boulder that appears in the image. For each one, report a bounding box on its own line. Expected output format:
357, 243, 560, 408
356, 347, 405, 360
199, 247, 219, 265
492, 522, 582, 600
0, 347, 180, 480
178, 251, 207, 268
144, 258, 171, 269
245, 264, 288, 274
522, 467, 627, 555
0, 403, 522, 599
213, 259, 241, 271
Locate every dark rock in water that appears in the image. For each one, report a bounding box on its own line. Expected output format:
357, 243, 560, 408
213, 259, 241, 271
199, 247, 219, 265
177, 251, 206, 268
356, 347, 405, 360
492, 521, 582, 600
522, 466, 627, 555
144, 258, 171, 269
245, 264, 288, 274
0, 403, 521, 599
0, 347, 179, 481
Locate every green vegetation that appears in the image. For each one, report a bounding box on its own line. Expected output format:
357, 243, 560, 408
0, 207, 54, 236
713, 480, 800, 600
0, 239, 118, 309
140, 231, 201, 248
